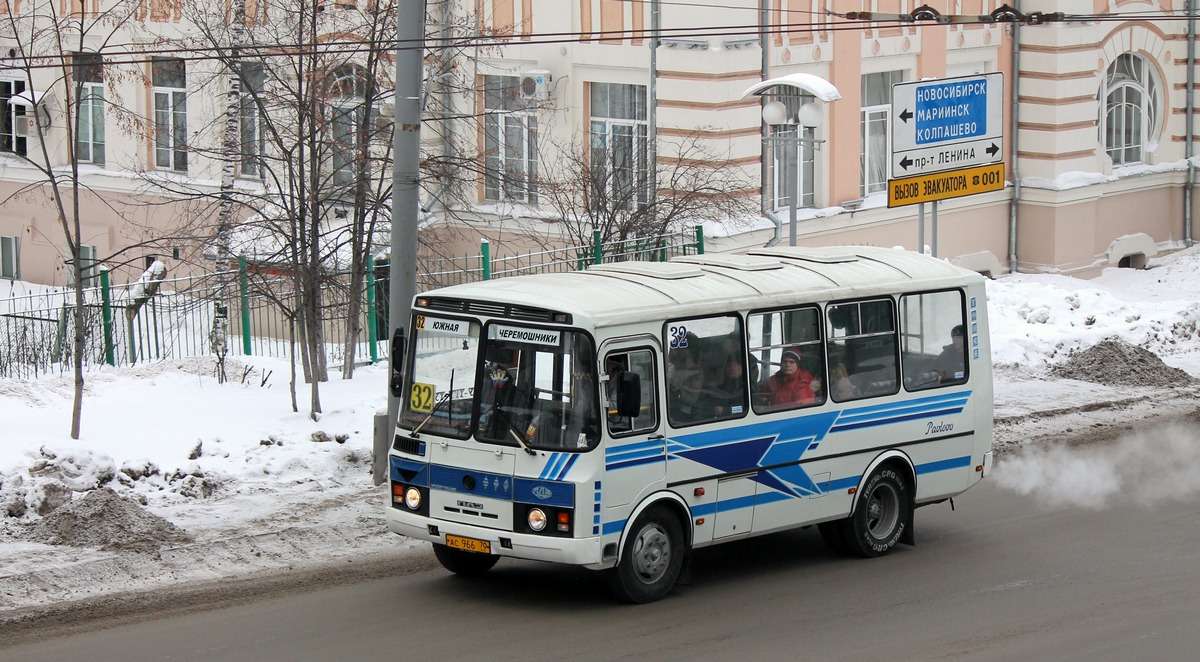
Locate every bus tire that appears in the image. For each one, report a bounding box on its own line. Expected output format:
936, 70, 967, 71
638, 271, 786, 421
432, 543, 500, 577
606, 505, 685, 603
844, 465, 910, 558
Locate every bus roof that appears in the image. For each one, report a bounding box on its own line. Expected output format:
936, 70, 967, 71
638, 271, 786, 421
418, 246, 984, 327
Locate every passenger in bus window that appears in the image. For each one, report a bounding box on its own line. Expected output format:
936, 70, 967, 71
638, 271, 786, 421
700, 355, 747, 417
830, 362, 857, 400
761, 348, 822, 409
667, 344, 705, 424
936, 325, 966, 382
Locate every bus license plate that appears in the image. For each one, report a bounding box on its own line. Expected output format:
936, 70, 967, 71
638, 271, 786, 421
446, 534, 491, 554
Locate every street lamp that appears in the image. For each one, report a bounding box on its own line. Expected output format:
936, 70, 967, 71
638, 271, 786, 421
742, 75, 840, 247
762, 101, 823, 246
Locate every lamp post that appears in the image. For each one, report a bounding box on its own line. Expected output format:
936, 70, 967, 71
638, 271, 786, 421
761, 100, 823, 246
742, 74, 840, 248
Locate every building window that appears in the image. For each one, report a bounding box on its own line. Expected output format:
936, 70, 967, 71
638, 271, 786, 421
152, 57, 187, 172
74, 52, 105, 165
1101, 53, 1160, 166
861, 71, 902, 196
768, 91, 815, 210
1, 79, 28, 157
71, 244, 97, 287
483, 75, 539, 203
328, 64, 371, 188
1, 236, 19, 279
589, 82, 647, 211
240, 62, 265, 178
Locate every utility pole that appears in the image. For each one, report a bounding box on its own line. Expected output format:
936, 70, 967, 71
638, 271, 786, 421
376, 1, 424, 484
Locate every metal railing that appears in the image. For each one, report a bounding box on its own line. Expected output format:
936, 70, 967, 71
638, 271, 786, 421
1, 226, 704, 378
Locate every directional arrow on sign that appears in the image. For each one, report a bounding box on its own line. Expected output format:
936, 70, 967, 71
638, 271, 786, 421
890, 137, 1005, 177
899, 108, 913, 123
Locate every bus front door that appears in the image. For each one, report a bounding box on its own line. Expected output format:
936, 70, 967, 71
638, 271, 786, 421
600, 340, 665, 509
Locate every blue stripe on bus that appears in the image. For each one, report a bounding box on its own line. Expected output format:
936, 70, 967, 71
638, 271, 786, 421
607, 455, 666, 471
554, 454, 580, 481
609, 446, 665, 463
603, 520, 626, 536
831, 394, 969, 424
916, 455, 972, 474
830, 406, 966, 432
832, 399, 969, 427
839, 391, 971, 417
607, 439, 665, 456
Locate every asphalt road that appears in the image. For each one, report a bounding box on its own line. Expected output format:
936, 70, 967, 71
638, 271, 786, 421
4, 429, 1200, 661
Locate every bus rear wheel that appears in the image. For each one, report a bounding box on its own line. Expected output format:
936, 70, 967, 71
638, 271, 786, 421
432, 543, 500, 577
606, 504, 685, 603
843, 465, 910, 558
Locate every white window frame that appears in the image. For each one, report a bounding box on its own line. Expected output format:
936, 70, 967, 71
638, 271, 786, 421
74, 53, 105, 165
589, 82, 647, 211
77, 82, 105, 164
1, 79, 28, 157
239, 62, 265, 178
71, 244, 97, 287
483, 75, 538, 203
152, 58, 187, 172
1101, 53, 1160, 166
860, 71, 903, 196
328, 65, 371, 188
1, 235, 19, 279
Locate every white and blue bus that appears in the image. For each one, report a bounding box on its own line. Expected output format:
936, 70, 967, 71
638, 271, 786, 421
386, 246, 993, 602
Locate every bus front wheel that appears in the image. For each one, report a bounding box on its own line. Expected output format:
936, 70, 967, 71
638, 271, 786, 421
606, 505, 685, 603
844, 464, 910, 558
432, 543, 500, 577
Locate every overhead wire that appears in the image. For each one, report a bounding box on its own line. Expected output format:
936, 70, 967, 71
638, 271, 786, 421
2, 7, 1198, 72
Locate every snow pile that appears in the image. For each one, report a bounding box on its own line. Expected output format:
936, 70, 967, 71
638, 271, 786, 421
26, 487, 192, 551
986, 251, 1200, 368
1049, 338, 1198, 388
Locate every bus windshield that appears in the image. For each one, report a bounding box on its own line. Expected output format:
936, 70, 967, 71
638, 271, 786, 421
475, 324, 600, 451
401, 314, 482, 439
401, 316, 601, 451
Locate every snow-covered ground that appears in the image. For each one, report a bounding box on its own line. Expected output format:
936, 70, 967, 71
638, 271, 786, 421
3, 246, 1200, 616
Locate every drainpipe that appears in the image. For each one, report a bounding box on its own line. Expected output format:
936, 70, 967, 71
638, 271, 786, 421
1186, 2, 1195, 247
1007, 12, 1022, 274
760, 0, 783, 247
650, 0, 659, 231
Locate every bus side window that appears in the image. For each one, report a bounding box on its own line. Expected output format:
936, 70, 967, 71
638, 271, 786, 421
665, 315, 746, 426
747, 306, 825, 414
605, 348, 658, 436
899, 290, 968, 390
827, 298, 898, 400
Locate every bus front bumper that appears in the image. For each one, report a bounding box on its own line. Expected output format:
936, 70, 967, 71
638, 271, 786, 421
387, 507, 609, 568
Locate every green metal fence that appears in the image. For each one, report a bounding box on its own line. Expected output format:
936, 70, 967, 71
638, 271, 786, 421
0, 227, 704, 378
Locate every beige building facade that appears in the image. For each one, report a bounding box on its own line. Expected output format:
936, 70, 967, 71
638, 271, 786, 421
1, 0, 1197, 288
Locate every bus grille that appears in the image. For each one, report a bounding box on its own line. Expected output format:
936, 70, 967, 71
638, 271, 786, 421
393, 435, 425, 456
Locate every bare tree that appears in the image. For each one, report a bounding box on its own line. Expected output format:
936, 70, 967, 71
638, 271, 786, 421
538, 130, 757, 249
0, 0, 186, 438
137, 0, 401, 417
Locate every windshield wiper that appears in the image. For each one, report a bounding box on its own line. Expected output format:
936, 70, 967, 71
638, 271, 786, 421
506, 417, 538, 456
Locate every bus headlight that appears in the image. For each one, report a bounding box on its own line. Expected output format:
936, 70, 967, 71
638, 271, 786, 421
527, 508, 548, 532
404, 486, 422, 510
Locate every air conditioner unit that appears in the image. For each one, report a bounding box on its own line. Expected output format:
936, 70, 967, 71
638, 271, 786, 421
519, 70, 552, 101
12, 115, 35, 138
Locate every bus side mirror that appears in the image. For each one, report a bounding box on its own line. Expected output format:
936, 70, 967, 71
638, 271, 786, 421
389, 327, 406, 397
615, 371, 641, 418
